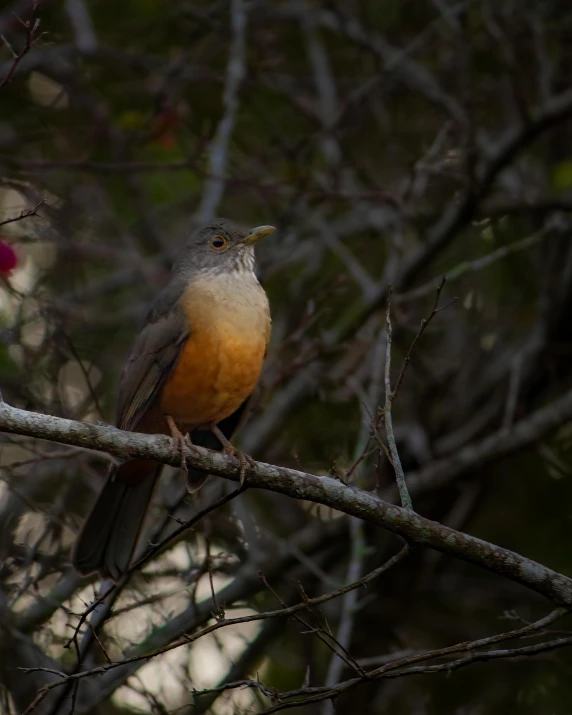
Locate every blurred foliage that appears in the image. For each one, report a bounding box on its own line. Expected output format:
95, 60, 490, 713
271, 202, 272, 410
1, 0, 572, 713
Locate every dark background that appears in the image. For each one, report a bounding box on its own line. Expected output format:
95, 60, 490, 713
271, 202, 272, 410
1, 1, 572, 713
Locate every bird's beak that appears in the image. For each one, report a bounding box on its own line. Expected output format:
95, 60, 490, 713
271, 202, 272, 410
242, 225, 276, 245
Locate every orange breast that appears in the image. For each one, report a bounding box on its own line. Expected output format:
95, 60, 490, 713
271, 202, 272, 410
159, 275, 270, 429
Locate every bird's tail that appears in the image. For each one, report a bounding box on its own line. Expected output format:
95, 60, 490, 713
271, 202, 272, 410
73, 460, 161, 581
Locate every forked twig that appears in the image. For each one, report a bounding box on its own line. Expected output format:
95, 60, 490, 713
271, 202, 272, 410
383, 279, 456, 509
393, 276, 456, 399
0, 1, 44, 91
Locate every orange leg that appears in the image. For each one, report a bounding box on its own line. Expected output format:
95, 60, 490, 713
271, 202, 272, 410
166, 415, 200, 477
210, 425, 255, 487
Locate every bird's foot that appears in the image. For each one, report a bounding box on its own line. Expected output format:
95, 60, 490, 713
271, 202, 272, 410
211, 425, 255, 487
166, 415, 199, 477
183, 432, 201, 456
232, 449, 256, 488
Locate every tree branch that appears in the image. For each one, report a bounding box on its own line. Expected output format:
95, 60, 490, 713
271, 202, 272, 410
195, 0, 247, 222
0, 0, 43, 91
2, 400, 572, 606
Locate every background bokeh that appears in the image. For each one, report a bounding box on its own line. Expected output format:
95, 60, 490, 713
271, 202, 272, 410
1, 1, 572, 713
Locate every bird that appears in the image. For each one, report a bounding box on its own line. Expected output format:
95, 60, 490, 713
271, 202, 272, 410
72, 218, 275, 581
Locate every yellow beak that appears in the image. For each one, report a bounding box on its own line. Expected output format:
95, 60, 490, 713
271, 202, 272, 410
242, 225, 276, 245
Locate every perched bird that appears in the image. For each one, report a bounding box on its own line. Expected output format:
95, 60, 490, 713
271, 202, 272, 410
73, 219, 275, 580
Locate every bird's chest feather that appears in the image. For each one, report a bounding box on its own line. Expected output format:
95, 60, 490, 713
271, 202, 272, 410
160, 273, 270, 427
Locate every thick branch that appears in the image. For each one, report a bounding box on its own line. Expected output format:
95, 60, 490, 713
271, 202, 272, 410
2, 401, 572, 606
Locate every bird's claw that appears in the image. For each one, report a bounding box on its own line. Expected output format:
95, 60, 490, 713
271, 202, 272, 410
166, 415, 192, 475
223, 446, 255, 487
184, 433, 201, 457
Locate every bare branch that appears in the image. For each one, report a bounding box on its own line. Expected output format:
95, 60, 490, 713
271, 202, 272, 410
383, 287, 413, 509
258, 607, 569, 712
0, 0, 43, 90
398, 227, 550, 303
195, 0, 247, 222
2, 401, 572, 605
392, 277, 452, 397
0, 199, 46, 227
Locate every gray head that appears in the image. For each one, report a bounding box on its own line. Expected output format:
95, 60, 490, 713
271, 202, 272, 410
175, 218, 275, 276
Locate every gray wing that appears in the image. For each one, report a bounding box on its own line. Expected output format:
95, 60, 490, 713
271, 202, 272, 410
116, 281, 189, 431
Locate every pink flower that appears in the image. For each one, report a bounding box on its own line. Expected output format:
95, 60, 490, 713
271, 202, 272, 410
0, 240, 18, 275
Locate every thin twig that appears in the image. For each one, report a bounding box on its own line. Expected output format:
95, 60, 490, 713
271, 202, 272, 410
195, 0, 247, 221
260, 572, 366, 678
397, 228, 549, 303
193, 678, 276, 700
321, 517, 366, 714
0, 1, 43, 91
324, 315, 392, 711
0, 199, 46, 227
384, 286, 413, 509
64, 484, 245, 651
502, 352, 523, 430
258, 607, 569, 712
392, 276, 454, 398
19, 547, 408, 714
206, 538, 225, 621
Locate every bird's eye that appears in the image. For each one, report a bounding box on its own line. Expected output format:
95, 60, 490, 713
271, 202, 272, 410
210, 235, 227, 250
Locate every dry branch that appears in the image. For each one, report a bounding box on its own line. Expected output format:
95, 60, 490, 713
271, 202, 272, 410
1, 400, 572, 606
